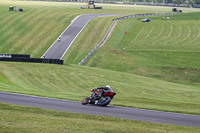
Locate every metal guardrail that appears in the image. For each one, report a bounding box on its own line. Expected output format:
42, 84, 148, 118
78, 19, 116, 65
78, 13, 177, 65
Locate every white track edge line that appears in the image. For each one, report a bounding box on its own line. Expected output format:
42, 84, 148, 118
60, 18, 92, 59
0, 91, 80, 103
60, 14, 120, 59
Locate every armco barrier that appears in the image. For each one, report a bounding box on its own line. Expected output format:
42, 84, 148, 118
78, 12, 177, 65
0, 54, 63, 65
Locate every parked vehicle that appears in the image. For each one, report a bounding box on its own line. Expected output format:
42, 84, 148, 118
142, 18, 151, 22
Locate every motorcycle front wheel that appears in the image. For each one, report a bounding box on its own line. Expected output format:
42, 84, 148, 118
82, 97, 89, 105
98, 96, 111, 106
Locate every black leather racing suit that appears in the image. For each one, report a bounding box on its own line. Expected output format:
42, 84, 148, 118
90, 86, 110, 100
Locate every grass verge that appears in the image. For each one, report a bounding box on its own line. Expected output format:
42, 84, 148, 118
0, 103, 200, 133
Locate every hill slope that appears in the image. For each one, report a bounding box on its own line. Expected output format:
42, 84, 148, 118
1, 62, 200, 115
80, 12, 200, 86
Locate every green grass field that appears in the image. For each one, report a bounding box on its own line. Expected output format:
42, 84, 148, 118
73, 12, 200, 87
1, 103, 200, 133
1, 0, 200, 132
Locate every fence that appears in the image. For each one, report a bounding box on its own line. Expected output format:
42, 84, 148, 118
78, 12, 177, 65
0, 54, 63, 65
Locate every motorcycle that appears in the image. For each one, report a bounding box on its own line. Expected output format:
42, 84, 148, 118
82, 88, 116, 106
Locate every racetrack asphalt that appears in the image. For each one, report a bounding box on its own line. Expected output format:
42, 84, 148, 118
1, 92, 200, 128
41, 14, 118, 59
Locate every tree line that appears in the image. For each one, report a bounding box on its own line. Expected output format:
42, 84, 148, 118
127, 0, 200, 5
27, 0, 200, 5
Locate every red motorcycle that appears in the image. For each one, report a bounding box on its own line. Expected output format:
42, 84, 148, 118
82, 88, 116, 106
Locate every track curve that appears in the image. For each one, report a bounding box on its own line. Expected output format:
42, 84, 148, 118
1, 92, 200, 128
41, 7, 200, 60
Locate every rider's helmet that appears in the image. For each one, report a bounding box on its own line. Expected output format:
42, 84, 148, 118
105, 85, 110, 88
93, 87, 97, 91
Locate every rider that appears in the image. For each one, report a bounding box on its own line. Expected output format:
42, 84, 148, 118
90, 85, 111, 100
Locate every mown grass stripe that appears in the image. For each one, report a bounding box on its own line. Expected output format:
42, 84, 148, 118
183, 24, 200, 47
0, 10, 43, 53
165, 25, 181, 45
9, 10, 55, 52
17, 10, 60, 55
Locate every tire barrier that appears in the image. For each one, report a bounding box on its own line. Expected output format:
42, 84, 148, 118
0, 54, 30, 58
0, 54, 63, 65
78, 12, 177, 65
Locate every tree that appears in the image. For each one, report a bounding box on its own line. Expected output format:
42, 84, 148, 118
194, 0, 200, 4
173, 0, 184, 4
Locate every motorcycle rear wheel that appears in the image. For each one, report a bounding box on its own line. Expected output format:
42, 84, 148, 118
98, 96, 111, 106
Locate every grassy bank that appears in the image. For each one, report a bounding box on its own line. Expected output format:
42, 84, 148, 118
1, 62, 200, 115
80, 12, 200, 86
63, 16, 115, 64
1, 103, 200, 133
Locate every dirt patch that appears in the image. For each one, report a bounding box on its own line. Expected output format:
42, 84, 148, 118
101, 21, 117, 47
